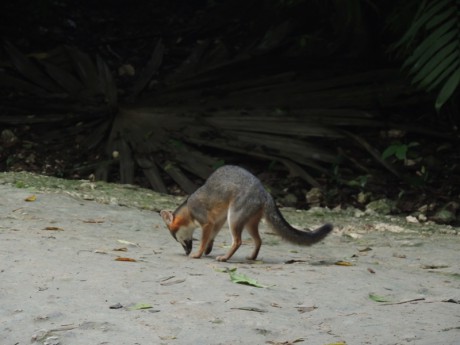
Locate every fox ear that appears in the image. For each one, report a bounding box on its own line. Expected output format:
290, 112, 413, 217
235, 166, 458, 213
160, 210, 174, 225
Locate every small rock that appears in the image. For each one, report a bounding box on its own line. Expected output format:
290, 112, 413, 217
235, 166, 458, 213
25, 153, 36, 164
306, 187, 323, 206
417, 214, 427, 222
357, 192, 369, 204
406, 215, 419, 223
1, 129, 19, 147
281, 193, 298, 207
78, 182, 96, 190
366, 198, 396, 215
431, 209, 456, 224
354, 209, 365, 218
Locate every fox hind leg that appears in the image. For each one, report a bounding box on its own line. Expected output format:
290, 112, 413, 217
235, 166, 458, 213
245, 211, 263, 260
216, 206, 263, 262
216, 210, 245, 262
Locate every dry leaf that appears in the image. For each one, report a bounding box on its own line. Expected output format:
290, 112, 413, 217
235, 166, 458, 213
266, 338, 305, 344
335, 261, 354, 266
369, 293, 390, 303
24, 195, 36, 202
231, 307, 267, 313
115, 257, 137, 262
117, 239, 139, 247
421, 264, 449, 269
160, 278, 186, 286
43, 226, 64, 231
367, 268, 376, 274
284, 259, 307, 264
295, 305, 317, 313
113, 247, 128, 252
83, 218, 105, 223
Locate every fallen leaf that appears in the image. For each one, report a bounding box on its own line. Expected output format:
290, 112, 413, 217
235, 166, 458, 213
109, 303, 123, 309
160, 278, 186, 286
128, 303, 153, 310
335, 261, 354, 266
159, 336, 177, 340
24, 195, 36, 202
214, 267, 237, 273
113, 247, 128, 252
43, 226, 64, 231
266, 338, 305, 345
358, 247, 372, 252
421, 264, 449, 269
369, 293, 390, 303
82, 218, 105, 223
117, 239, 140, 247
229, 270, 266, 288
367, 268, 376, 274
284, 259, 307, 264
295, 305, 317, 313
115, 257, 137, 262
324, 342, 347, 345
379, 297, 425, 305
231, 307, 267, 313
94, 249, 107, 254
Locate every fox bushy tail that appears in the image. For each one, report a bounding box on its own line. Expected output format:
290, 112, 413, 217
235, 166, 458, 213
264, 197, 333, 245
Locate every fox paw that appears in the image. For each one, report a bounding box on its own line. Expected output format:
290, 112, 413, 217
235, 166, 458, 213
216, 256, 228, 262
190, 252, 203, 259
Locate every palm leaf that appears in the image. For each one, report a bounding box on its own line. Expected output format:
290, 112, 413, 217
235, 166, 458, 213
395, 0, 460, 110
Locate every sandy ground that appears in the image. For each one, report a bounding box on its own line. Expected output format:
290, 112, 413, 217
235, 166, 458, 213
1, 183, 459, 345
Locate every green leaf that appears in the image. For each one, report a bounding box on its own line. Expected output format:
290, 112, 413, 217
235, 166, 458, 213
435, 68, 460, 111
421, 48, 458, 90
394, 145, 408, 160
382, 144, 398, 160
229, 270, 266, 288
369, 293, 390, 303
405, 18, 456, 73
128, 303, 153, 310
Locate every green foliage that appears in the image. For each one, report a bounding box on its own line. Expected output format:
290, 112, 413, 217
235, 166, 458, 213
382, 142, 419, 161
346, 174, 369, 189
392, 0, 460, 111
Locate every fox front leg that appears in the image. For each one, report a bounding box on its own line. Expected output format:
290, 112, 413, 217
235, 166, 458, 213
190, 223, 214, 259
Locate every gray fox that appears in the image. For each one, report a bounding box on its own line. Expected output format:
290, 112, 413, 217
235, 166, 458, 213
160, 165, 333, 261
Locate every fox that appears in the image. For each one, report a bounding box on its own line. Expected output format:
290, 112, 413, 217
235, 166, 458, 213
160, 165, 333, 262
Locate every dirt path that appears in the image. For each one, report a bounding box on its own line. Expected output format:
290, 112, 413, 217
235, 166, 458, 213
1, 181, 459, 345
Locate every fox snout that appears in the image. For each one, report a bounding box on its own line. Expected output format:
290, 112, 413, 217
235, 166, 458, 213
171, 231, 193, 255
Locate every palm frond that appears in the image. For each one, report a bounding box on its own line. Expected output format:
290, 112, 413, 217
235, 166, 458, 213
394, 0, 460, 110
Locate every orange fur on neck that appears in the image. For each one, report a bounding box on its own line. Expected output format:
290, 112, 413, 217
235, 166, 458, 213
170, 215, 190, 232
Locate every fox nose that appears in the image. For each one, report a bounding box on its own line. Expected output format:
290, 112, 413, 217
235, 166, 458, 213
183, 240, 192, 255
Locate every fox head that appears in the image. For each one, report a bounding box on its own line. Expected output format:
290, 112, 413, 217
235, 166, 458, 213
160, 209, 196, 255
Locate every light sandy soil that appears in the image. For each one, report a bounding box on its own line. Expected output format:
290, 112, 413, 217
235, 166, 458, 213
0, 180, 459, 345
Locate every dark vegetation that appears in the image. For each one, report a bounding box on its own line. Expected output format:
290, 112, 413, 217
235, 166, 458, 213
0, 0, 459, 224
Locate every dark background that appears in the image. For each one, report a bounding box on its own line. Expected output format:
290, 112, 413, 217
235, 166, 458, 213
1, 0, 459, 224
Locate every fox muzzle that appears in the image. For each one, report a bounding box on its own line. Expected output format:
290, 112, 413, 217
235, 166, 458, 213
182, 240, 193, 255
171, 231, 193, 255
